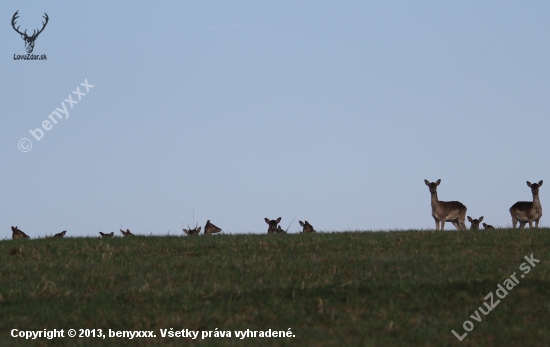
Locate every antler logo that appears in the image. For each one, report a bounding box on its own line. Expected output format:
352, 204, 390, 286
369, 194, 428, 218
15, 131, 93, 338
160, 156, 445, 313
11, 11, 49, 54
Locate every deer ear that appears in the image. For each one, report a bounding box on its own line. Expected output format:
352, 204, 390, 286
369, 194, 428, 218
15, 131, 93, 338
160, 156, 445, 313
436, 179, 441, 185
276, 217, 282, 223
197, 227, 201, 233
467, 216, 473, 222
479, 216, 484, 222
265, 218, 270, 224
527, 181, 532, 187
424, 179, 430, 186
539, 180, 543, 186
299, 221, 304, 227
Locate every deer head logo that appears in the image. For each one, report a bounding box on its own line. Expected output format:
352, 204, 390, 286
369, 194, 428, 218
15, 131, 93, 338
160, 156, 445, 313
12, 11, 49, 54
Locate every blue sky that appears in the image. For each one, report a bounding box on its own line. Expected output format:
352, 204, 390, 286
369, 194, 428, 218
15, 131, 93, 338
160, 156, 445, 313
2, 1, 549, 237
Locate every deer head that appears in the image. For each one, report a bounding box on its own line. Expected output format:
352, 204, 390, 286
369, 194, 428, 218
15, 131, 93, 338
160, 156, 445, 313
120, 229, 134, 237
527, 180, 543, 195
482, 223, 494, 230
53, 230, 66, 238
12, 11, 49, 53
299, 220, 316, 233
265, 217, 281, 234
276, 225, 287, 234
467, 216, 483, 230
424, 179, 441, 194
11, 226, 30, 239
183, 223, 201, 235
204, 220, 222, 235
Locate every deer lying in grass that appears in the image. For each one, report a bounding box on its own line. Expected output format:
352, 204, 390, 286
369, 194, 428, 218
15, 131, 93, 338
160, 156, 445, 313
265, 217, 281, 234
467, 216, 483, 230
510, 180, 543, 228
424, 179, 467, 230
183, 223, 201, 235
482, 223, 495, 230
299, 220, 316, 233
11, 226, 30, 239
204, 220, 222, 235
99, 232, 114, 237
120, 229, 134, 236
53, 230, 66, 238
276, 225, 287, 234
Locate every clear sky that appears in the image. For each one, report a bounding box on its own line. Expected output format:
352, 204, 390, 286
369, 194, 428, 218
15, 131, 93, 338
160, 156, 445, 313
2, 1, 549, 237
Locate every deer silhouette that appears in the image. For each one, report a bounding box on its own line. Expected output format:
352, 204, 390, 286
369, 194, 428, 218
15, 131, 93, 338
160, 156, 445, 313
12, 11, 49, 53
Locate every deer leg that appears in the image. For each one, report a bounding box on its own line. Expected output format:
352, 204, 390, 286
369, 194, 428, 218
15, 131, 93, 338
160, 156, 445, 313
451, 221, 461, 230
440, 221, 445, 230
528, 221, 533, 228
434, 220, 439, 230
519, 221, 526, 229
460, 221, 467, 230
535, 219, 540, 228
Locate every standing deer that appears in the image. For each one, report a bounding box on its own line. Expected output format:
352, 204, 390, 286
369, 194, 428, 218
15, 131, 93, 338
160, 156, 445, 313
11, 226, 30, 239
204, 220, 222, 235
99, 232, 114, 237
482, 223, 495, 230
510, 180, 543, 228
183, 223, 201, 235
424, 179, 467, 230
299, 220, 316, 233
265, 217, 281, 234
120, 229, 134, 236
467, 216, 483, 230
11, 11, 49, 53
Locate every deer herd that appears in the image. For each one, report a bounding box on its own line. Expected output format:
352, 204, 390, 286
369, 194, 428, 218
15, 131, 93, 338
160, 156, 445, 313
424, 179, 543, 230
7, 179, 543, 239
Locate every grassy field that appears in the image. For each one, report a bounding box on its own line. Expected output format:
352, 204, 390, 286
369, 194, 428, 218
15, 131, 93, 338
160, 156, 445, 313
1, 229, 549, 347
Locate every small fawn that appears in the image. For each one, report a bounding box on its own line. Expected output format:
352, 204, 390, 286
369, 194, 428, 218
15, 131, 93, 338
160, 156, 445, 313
482, 223, 495, 230
467, 216, 483, 230
99, 232, 114, 237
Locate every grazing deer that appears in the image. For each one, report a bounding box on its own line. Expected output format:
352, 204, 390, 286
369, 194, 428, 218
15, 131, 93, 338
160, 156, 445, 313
53, 230, 66, 238
299, 220, 316, 233
424, 179, 467, 230
183, 223, 201, 235
467, 216, 483, 230
482, 223, 495, 230
11, 226, 30, 239
265, 217, 281, 234
99, 232, 114, 237
204, 220, 222, 235
120, 229, 134, 237
510, 180, 543, 228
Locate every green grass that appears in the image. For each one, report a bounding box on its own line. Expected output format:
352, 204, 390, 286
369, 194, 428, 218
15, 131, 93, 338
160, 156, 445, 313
1, 229, 549, 346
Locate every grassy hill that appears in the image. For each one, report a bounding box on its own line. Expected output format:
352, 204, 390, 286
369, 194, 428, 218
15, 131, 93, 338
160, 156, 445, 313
1, 229, 549, 346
